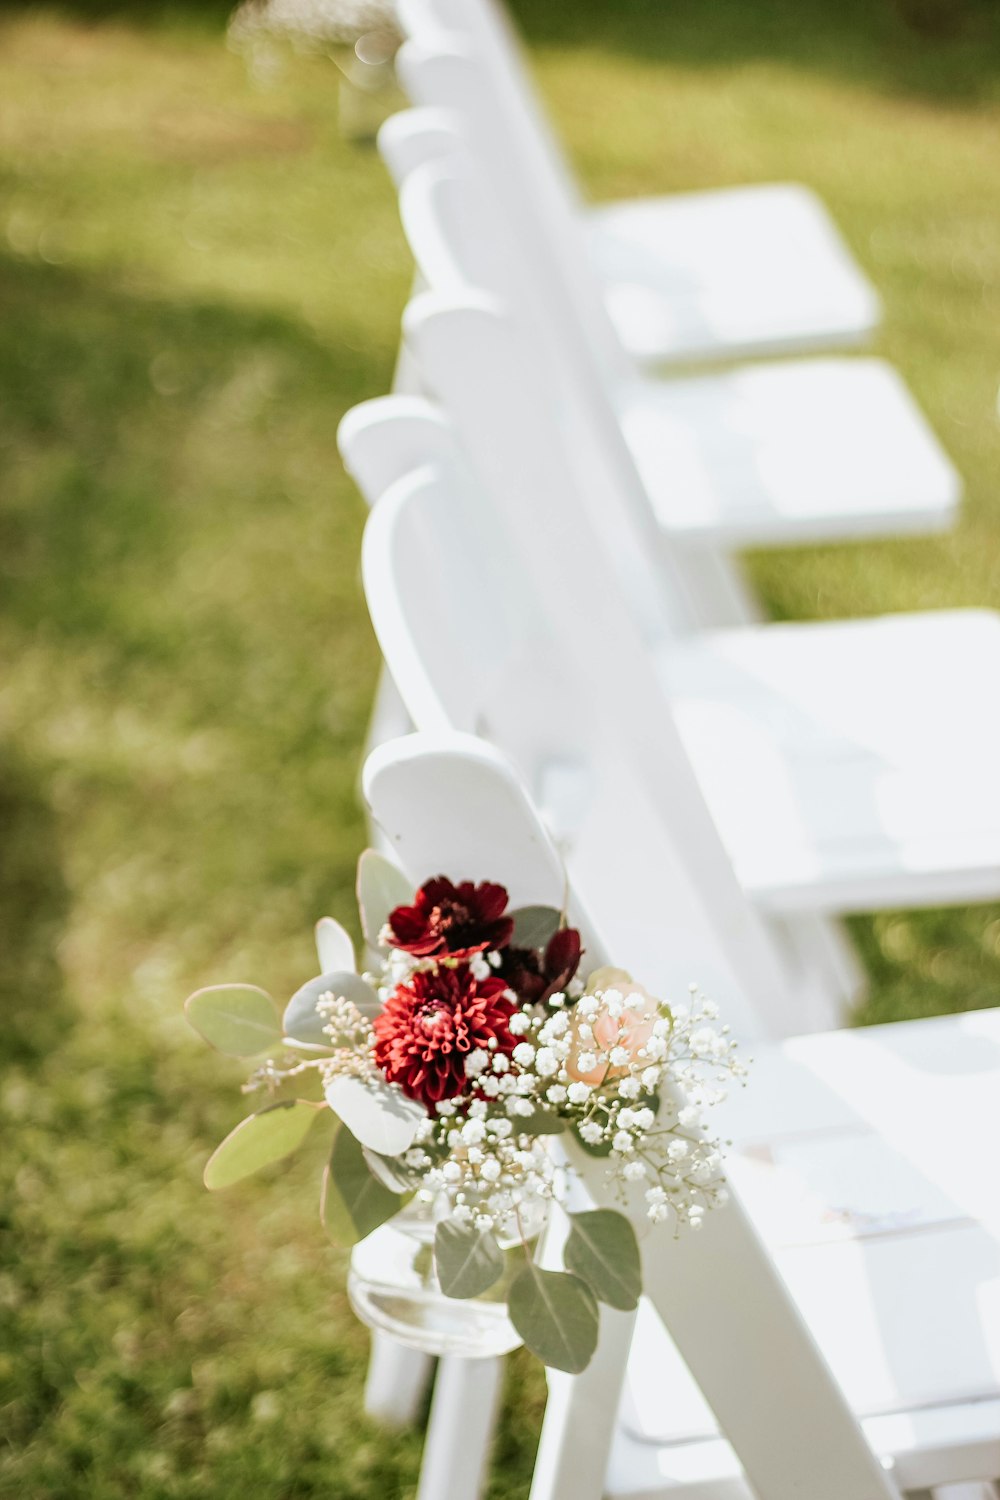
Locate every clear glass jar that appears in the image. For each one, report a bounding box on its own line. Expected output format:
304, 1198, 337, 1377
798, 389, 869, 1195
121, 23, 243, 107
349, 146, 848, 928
348, 1195, 548, 1360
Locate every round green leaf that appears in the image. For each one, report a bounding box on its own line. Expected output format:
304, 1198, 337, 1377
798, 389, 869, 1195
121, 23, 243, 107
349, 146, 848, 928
283, 970, 380, 1047
509, 905, 562, 951
512, 1106, 566, 1137
357, 849, 413, 951
315, 916, 355, 974
362, 1146, 421, 1194
435, 1220, 504, 1299
204, 1100, 322, 1190
184, 984, 282, 1057
507, 1265, 600, 1373
324, 1074, 427, 1156
322, 1123, 402, 1246
564, 1209, 641, 1311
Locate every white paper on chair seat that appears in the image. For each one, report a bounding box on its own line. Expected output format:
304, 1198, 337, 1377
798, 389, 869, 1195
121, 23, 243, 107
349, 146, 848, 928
587, 183, 880, 365
618, 358, 960, 546
620, 1011, 1000, 1449
657, 609, 1000, 912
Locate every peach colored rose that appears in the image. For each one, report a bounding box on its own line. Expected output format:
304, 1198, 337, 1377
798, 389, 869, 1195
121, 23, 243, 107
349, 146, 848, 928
565, 967, 659, 1086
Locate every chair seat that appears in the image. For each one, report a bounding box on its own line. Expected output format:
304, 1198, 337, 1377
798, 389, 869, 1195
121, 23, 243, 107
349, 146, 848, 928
587, 182, 881, 367
657, 609, 1000, 912
617, 357, 961, 548
611, 1009, 1000, 1497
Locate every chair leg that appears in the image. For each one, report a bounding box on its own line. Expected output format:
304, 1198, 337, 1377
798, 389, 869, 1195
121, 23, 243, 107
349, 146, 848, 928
528, 1306, 637, 1500
416, 1355, 505, 1500
774, 911, 867, 1030
363, 1331, 435, 1427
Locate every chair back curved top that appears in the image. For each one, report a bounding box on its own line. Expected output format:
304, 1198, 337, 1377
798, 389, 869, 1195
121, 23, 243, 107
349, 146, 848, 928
394, 36, 630, 381
377, 105, 462, 188
338, 392, 453, 502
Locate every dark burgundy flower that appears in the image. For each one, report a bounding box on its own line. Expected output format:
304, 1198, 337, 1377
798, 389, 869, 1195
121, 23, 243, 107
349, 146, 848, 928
373, 963, 517, 1107
500, 926, 582, 1006
387, 876, 514, 959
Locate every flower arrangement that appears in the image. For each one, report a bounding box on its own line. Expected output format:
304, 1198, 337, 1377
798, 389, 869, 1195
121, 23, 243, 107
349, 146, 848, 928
186, 852, 746, 1373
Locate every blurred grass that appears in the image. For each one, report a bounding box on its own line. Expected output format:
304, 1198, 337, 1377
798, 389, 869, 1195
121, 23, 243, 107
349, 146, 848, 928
1, 1, 999, 1495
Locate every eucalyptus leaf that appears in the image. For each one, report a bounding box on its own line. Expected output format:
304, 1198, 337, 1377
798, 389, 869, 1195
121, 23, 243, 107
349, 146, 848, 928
434, 1220, 504, 1299
322, 1123, 402, 1246
315, 916, 355, 975
511, 1106, 566, 1137
204, 1100, 322, 1190
283, 970, 380, 1047
571, 1123, 612, 1158
324, 1074, 427, 1156
564, 1210, 641, 1311
507, 1265, 599, 1373
362, 1145, 421, 1194
185, 984, 282, 1057
509, 905, 562, 951
357, 849, 413, 951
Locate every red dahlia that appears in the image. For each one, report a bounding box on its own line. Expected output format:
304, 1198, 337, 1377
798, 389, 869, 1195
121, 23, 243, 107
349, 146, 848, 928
387, 876, 514, 959
500, 926, 583, 1005
373, 963, 517, 1107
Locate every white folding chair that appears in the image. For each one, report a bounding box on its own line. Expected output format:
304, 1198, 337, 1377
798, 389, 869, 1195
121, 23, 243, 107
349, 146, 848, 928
383, 140, 961, 630
364, 730, 1000, 1500
395, 0, 883, 368
344, 343, 1000, 1464
340, 298, 995, 1446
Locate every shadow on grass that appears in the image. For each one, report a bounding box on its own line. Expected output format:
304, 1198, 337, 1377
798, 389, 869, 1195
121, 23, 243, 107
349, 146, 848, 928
6, 0, 996, 106
0, 250, 383, 650
512, 0, 1000, 106
0, 744, 71, 1067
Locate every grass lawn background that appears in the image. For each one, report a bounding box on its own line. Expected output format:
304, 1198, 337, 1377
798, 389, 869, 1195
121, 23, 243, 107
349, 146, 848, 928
1, 1, 999, 1494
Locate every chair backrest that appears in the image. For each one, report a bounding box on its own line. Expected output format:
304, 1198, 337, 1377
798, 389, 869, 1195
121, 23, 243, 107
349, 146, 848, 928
390, 154, 704, 639
363, 729, 901, 1500
338, 393, 454, 501
342, 377, 810, 1041
396, 0, 585, 226
377, 105, 462, 187
393, 35, 631, 384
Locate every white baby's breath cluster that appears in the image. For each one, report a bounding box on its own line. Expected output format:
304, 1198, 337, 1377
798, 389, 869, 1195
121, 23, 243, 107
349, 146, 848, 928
241, 940, 744, 1236
244, 988, 378, 1095
360, 946, 745, 1232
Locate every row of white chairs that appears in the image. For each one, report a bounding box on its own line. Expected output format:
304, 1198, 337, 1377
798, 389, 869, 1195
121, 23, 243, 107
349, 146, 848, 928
335, 0, 1000, 1495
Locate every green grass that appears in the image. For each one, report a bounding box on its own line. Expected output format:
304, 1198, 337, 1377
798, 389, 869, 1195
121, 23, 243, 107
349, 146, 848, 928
1, 2, 999, 1494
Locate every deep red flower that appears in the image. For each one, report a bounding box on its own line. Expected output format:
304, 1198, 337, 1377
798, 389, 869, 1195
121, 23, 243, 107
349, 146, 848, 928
499, 927, 582, 1006
387, 876, 514, 959
373, 963, 517, 1106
